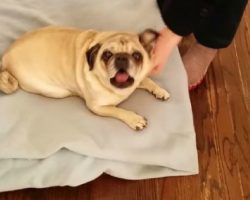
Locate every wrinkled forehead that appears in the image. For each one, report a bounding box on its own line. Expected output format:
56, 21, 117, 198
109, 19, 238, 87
102, 33, 142, 52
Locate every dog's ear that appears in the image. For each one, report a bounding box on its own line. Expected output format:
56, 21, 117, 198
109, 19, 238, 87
139, 29, 160, 55
86, 43, 101, 70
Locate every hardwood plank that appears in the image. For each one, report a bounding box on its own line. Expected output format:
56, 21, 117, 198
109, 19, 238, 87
207, 57, 242, 200
203, 14, 250, 199
0, 185, 90, 200
160, 176, 201, 200
218, 11, 250, 199
190, 79, 226, 200
234, 4, 250, 112
88, 175, 159, 200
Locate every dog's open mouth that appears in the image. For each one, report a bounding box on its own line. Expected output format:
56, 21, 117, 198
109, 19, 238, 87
110, 70, 134, 88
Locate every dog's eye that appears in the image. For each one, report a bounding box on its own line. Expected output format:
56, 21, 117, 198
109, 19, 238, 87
102, 50, 113, 62
132, 51, 143, 62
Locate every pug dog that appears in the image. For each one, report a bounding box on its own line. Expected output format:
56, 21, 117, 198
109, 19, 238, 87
0, 26, 170, 130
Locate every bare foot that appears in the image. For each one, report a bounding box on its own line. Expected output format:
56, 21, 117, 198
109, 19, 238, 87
182, 42, 218, 89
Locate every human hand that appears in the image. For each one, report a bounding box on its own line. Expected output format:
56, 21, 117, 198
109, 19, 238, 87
151, 27, 182, 75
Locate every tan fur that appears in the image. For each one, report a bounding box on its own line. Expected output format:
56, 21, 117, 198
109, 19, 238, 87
0, 26, 170, 130
0, 71, 18, 94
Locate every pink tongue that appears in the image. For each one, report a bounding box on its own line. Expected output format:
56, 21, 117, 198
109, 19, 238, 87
115, 72, 129, 83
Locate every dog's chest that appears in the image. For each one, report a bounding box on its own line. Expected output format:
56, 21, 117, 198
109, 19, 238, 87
86, 86, 127, 106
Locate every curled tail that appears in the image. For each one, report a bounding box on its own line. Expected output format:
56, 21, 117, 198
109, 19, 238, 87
0, 65, 19, 94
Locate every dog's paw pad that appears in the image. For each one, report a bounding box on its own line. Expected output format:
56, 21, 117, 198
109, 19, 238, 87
152, 88, 170, 101
135, 117, 147, 131
126, 114, 147, 131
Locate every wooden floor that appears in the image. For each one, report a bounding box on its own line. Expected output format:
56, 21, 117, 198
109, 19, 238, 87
1, 3, 250, 200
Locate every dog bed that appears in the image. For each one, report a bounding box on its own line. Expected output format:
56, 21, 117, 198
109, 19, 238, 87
0, 0, 198, 192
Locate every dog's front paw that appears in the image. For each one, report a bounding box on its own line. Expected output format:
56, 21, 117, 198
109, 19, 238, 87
152, 87, 170, 101
125, 112, 147, 131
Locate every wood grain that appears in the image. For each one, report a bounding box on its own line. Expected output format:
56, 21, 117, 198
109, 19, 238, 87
0, 2, 250, 200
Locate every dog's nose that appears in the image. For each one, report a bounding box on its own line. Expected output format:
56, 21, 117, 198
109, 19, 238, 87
115, 55, 129, 70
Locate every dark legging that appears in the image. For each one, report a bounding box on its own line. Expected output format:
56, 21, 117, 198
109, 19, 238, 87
157, 0, 248, 48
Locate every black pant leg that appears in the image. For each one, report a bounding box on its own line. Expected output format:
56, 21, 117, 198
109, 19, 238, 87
194, 0, 248, 48
156, 0, 200, 36
156, 0, 248, 48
